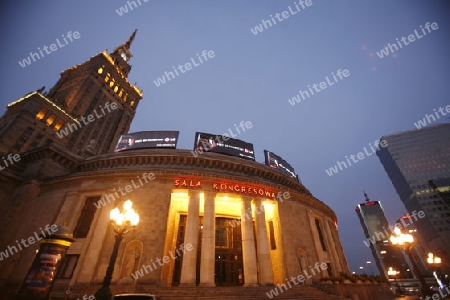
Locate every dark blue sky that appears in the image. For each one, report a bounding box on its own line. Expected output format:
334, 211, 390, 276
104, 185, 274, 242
2, 1, 449, 274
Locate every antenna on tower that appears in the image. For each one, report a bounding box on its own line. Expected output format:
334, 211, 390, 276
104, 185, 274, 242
363, 190, 370, 202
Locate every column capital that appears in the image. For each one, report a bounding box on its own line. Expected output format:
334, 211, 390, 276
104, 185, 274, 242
202, 190, 216, 198
188, 189, 201, 198
241, 195, 253, 202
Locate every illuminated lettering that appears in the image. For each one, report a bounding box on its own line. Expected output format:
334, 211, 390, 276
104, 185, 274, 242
176, 179, 275, 197
174, 179, 201, 188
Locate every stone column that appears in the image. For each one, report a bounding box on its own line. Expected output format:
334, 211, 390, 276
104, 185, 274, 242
180, 190, 200, 286
200, 191, 215, 286
241, 197, 258, 285
254, 198, 274, 285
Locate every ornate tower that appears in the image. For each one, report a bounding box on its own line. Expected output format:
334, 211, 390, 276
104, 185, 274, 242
0, 30, 143, 156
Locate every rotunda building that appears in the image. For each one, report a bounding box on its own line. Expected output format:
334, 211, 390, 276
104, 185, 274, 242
0, 145, 349, 297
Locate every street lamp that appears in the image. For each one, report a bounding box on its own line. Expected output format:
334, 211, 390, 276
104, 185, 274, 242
427, 253, 441, 265
359, 266, 364, 274
366, 261, 374, 275
427, 253, 443, 288
389, 227, 430, 297
388, 267, 401, 295
94, 199, 139, 300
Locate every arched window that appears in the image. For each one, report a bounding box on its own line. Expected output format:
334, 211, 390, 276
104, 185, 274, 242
73, 197, 100, 238
36, 109, 46, 120
45, 115, 56, 126
54, 121, 64, 131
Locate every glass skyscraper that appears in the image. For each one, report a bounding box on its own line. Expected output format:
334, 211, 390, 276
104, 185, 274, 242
377, 123, 450, 269
355, 196, 410, 279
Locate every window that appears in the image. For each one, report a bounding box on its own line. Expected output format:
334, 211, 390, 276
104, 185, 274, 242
315, 219, 327, 251
326, 263, 332, 277
104, 73, 111, 83
98, 66, 104, 74
36, 109, 46, 120
215, 218, 231, 248
57, 254, 79, 279
73, 197, 100, 238
45, 115, 55, 126
268, 220, 276, 250
54, 121, 64, 131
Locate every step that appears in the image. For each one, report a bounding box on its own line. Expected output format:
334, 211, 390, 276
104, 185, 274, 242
136, 285, 350, 300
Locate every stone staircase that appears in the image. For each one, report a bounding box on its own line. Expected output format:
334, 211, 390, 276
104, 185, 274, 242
137, 285, 350, 300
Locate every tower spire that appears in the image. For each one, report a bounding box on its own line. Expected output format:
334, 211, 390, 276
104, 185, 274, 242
125, 29, 138, 50
111, 29, 138, 75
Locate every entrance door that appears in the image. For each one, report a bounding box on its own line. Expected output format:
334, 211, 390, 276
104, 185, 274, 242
214, 218, 244, 286
172, 216, 244, 286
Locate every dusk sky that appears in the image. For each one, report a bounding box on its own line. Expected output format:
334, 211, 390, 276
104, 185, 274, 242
1, 1, 449, 274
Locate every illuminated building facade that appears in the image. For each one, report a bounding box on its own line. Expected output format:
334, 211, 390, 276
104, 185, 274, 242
0, 147, 350, 298
0, 31, 142, 157
0, 32, 350, 299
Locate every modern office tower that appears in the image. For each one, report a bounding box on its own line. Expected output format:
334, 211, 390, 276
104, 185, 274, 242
377, 123, 450, 269
355, 193, 410, 279
0, 30, 142, 157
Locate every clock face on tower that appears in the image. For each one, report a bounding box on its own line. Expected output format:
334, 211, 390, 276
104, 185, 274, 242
120, 50, 129, 61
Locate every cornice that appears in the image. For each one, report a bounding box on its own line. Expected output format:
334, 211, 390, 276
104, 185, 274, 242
20, 143, 82, 170
11, 147, 336, 219
79, 149, 308, 192
76, 149, 337, 219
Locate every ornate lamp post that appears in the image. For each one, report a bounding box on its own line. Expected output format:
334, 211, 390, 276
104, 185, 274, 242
94, 199, 139, 300
389, 227, 430, 297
